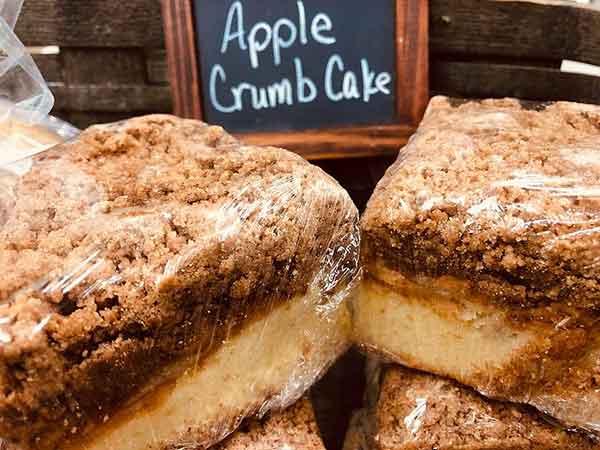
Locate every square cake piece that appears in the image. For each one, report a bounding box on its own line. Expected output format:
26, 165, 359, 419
215, 397, 325, 450
344, 365, 599, 450
356, 96, 600, 432
0, 115, 359, 450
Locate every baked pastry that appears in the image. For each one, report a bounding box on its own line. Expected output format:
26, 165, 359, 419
1, 398, 325, 450
214, 397, 325, 450
356, 96, 600, 432
344, 364, 599, 450
0, 115, 359, 450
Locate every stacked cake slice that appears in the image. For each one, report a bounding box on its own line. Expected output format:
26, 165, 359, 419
355, 96, 600, 436
215, 398, 325, 450
344, 364, 600, 450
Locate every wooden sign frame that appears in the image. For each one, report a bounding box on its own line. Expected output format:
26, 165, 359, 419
161, 0, 428, 159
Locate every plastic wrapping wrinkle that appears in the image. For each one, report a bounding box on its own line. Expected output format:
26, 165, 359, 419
0, 0, 23, 30
356, 96, 600, 435
0, 115, 359, 450
0, 18, 53, 124
343, 364, 600, 450
402, 396, 426, 436
0, 0, 76, 172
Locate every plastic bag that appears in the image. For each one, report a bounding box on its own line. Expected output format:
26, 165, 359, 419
343, 362, 598, 450
356, 95, 600, 434
0, 0, 77, 170
0, 2, 53, 125
0, 114, 360, 450
0, 115, 78, 172
0, 0, 22, 30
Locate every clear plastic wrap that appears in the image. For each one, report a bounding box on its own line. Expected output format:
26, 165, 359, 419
0, 0, 22, 30
0, 1, 53, 125
0, 115, 78, 170
215, 397, 325, 450
356, 96, 600, 434
343, 362, 599, 450
0, 114, 360, 450
0, 0, 77, 170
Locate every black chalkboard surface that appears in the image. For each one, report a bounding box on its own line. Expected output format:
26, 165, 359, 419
193, 0, 396, 133
162, 0, 428, 159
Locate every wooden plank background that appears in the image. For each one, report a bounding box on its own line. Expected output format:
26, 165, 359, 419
15, 0, 600, 209
13, 3, 600, 449
17, 0, 600, 131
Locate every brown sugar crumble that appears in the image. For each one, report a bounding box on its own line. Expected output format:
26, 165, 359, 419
362, 96, 600, 310
0, 115, 358, 449
358, 97, 600, 433
352, 365, 600, 450
214, 398, 325, 450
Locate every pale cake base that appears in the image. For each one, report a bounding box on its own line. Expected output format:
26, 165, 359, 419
65, 293, 350, 450
353, 268, 600, 433
354, 278, 534, 383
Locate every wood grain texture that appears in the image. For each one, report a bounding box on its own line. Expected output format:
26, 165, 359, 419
17, 0, 164, 47
45, 59, 600, 128
432, 60, 600, 104
62, 48, 146, 84
237, 124, 414, 160
50, 83, 172, 112
505, 0, 600, 6
430, 0, 600, 65
16, 0, 600, 65
20, 0, 600, 161
396, 0, 429, 125
42, 59, 600, 115
32, 54, 63, 82
33, 49, 169, 86
56, 111, 138, 129
161, 0, 202, 119
146, 49, 168, 84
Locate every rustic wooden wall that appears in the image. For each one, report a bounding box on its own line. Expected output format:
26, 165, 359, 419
17, 0, 600, 210
14, 3, 600, 448
17, 0, 600, 131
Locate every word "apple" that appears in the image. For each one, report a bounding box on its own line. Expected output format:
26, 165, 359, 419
221, 1, 336, 69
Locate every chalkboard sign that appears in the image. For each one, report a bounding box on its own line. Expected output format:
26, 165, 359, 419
162, 0, 428, 159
